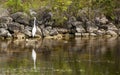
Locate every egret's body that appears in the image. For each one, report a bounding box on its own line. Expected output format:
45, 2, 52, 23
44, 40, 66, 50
32, 17, 37, 37
32, 49, 36, 69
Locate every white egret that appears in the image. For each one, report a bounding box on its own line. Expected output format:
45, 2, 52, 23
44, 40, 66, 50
32, 49, 37, 69
32, 17, 37, 37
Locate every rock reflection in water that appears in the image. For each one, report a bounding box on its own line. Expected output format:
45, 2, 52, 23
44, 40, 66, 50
0, 37, 120, 75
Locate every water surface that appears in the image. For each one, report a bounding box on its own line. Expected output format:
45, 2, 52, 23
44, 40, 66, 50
0, 37, 120, 75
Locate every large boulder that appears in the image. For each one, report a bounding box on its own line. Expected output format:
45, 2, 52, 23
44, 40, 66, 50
73, 22, 85, 33
37, 9, 54, 27
0, 28, 11, 37
99, 14, 108, 24
0, 23, 8, 29
42, 29, 50, 37
94, 14, 108, 25
49, 28, 58, 36
0, 16, 13, 23
67, 16, 77, 34
106, 30, 118, 37
41, 26, 58, 37
42, 26, 52, 37
67, 16, 76, 29
22, 26, 32, 37
94, 29, 106, 36
7, 22, 24, 33
11, 12, 30, 25
107, 23, 118, 31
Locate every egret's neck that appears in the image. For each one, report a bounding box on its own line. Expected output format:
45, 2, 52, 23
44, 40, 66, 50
34, 17, 36, 27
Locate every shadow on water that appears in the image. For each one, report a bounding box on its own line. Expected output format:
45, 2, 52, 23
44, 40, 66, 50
0, 37, 120, 75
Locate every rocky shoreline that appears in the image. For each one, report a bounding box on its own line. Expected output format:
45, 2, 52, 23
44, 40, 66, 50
0, 7, 120, 40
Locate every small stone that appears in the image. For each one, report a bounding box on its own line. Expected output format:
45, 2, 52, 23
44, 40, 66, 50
89, 33, 97, 36
75, 33, 82, 37
82, 33, 89, 37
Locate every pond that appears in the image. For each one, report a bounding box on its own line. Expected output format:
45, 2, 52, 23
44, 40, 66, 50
0, 37, 120, 75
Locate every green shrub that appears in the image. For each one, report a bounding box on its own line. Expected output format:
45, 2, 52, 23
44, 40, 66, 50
5, 0, 23, 13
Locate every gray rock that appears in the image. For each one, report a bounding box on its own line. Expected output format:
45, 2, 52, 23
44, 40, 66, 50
41, 26, 51, 37
67, 16, 77, 31
43, 29, 50, 37
106, 30, 117, 36
94, 15, 108, 25
8, 22, 24, 33
73, 22, 85, 33
72, 21, 83, 26
76, 26, 85, 33
45, 26, 52, 31
0, 7, 9, 17
49, 28, 58, 36
41, 26, 59, 37
56, 28, 68, 34
89, 33, 97, 36
107, 23, 118, 31
94, 30, 106, 36
22, 26, 32, 37
22, 29, 32, 37
99, 15, 108, 24
0, 23, 8, 29
98, 25, 108, 30
86, 21, 98, 33
36, 26, 42, 36
0, 28, 11, 37
25, 26, 32, 31
0, 16, 13, 23
44, 21, 54, 26
11, 12, 30, 25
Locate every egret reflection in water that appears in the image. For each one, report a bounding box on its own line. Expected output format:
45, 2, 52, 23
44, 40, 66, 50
32, 49, 37, 69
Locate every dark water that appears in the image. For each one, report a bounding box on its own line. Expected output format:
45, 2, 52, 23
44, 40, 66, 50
0, 37, 120, 75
